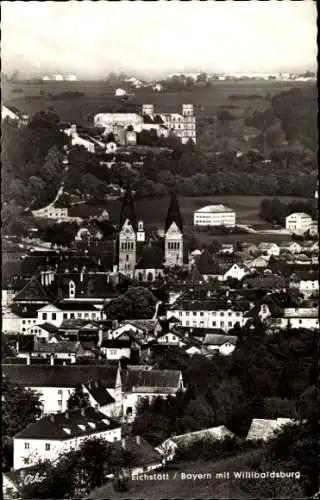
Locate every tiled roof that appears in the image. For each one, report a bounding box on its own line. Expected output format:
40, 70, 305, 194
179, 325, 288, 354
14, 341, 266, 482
14, 407, 120, 440
49, 301, 101, 311
135, 242, 164, 269
246, 418, 294, 441
203, 334, 238, 346
3, 364, 118, 388
170, 299, 250, 312
122, 369, 182, 393
122, 319, 158, 333
50, 272, 119, 300
13, 276, 55, 303
84, 380, 115, 406
10, 303, 44, 318
34, 340, 83, 354
35, 322, 60, 333
168, 426, 234, 445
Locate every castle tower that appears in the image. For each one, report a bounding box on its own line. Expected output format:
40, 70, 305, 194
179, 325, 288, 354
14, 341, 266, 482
164, 192, 184, 267
182, 104, 196, 144
118, 188, 137, 278
142, 104, 154, 116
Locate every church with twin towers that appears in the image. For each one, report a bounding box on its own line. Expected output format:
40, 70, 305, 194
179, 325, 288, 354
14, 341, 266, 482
117, 189, 188, 281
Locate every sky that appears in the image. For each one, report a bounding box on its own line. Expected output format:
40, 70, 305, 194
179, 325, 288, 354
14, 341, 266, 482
1, 0, 317, 79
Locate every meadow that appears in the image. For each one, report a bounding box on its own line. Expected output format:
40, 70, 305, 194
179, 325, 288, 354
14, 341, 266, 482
105, 194, 308, 226
2, 79, 310, 125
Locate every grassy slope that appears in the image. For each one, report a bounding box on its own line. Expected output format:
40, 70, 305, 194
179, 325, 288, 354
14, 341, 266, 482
87, 448, 302, 500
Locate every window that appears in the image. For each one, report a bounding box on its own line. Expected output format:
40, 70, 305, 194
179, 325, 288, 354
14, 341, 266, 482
220, 312, 224, 317
52, 313, 56, 321
24, 442, 30, 450
23, 458, 29, 465
22, 320, 26, 324
186, 321, 190, 326
70, 313, 75, 319
77, 313, 82, 318
63, 313, 67, 319
45, 443, 51, 451
228, 321, 232, 327
193, 312, 197, 316
58, 400, 62, 406
212, 321, 216, 327
84, 313, 89, 318
220, 321, 225, 327
179, 312, 182, 316
228, 312, 232, 317
42, 313, 47, 320
186, 312, 190, 316
58, 390, 62, 395
200, 312, 204, 316
110, 349, 117, 355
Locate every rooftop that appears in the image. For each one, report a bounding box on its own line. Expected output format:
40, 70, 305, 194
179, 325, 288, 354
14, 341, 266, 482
14, 407, 120, 440
195, 205, 234, 214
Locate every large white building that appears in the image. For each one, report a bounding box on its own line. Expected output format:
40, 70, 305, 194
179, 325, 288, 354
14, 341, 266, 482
194, 205, 236, 227
13, 407, 121, 470
285, 212, 313, 235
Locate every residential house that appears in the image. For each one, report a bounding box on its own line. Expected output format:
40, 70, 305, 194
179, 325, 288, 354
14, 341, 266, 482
285, 212, 313, 235
167, 296, 250, 332
202, 334, 238, 356
114, 436, 164, 475
194, 205, 236, 227
117, 366, 184, 421
36, 302, 106, 328
2, 104, 29, 127
3, 364, 118, 416
109, 319, 161, 340
258, 242, 280, 257
289, 270, 319, 296
267, 307, 319, 331
156, 426, 234, 462
13, 407, 121, 470
16, 338, 90, 365
246, 256, 269, 271
246, 418, 295, 441
279, 242, 302, 254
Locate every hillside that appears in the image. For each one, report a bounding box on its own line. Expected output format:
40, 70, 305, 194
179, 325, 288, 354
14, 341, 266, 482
87, 449, 303, 499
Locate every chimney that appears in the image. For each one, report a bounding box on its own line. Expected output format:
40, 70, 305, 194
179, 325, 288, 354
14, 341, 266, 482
50, 414, 55, 423
121, 438, 126, 449
26, 353, 31, 365
136, 435, 141, 446
65, 411, 69, 420
81, 407, 86, 417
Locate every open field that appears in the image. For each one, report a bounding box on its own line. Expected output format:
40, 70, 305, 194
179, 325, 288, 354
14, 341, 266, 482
2, 80, 311, 125
105, 194, 309, 227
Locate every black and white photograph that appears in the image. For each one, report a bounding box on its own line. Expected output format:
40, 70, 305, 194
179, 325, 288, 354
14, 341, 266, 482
1, 1, 318, 499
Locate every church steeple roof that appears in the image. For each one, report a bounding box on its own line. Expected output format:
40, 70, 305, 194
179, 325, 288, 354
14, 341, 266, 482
119, 187, 137, 231
165, 191, 183, 233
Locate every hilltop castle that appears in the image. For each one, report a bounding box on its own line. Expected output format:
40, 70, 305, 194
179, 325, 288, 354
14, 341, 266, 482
94, 104, 196, 145
117, 189, 188, 281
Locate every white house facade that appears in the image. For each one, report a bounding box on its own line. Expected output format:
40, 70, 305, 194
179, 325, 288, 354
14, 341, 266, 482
285, 212, 313, 235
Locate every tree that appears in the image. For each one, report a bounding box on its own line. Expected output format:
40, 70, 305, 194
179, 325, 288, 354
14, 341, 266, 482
104, 286, 157, 321
2, 377, 42, 438
67, 384, 91, 410
2, 377, 42, 471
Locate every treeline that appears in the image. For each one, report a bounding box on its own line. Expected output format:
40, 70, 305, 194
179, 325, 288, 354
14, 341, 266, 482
259, 198, 317, 225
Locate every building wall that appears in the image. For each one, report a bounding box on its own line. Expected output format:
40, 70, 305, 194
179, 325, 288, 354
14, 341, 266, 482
100, 347, 131, 360
2, 308, 21, 333
14, 427, 121, 470
32, 206, 68, 220
167, 309, 247, 332
285, 213, 313, 234
194, 210, 236, 227
36, 305, 104, 328
26, 386, 74, 415
206, 343, 236, 356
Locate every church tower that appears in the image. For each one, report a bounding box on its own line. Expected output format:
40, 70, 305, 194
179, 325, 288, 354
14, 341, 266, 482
118, 188, 137, 278
164, 192, 184, 267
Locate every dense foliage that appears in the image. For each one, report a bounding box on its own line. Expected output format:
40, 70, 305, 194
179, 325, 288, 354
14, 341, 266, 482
259, 197, 317, 226
133, 324, 317, 444
2, 377, 42, 471
104, 286, 158, 320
